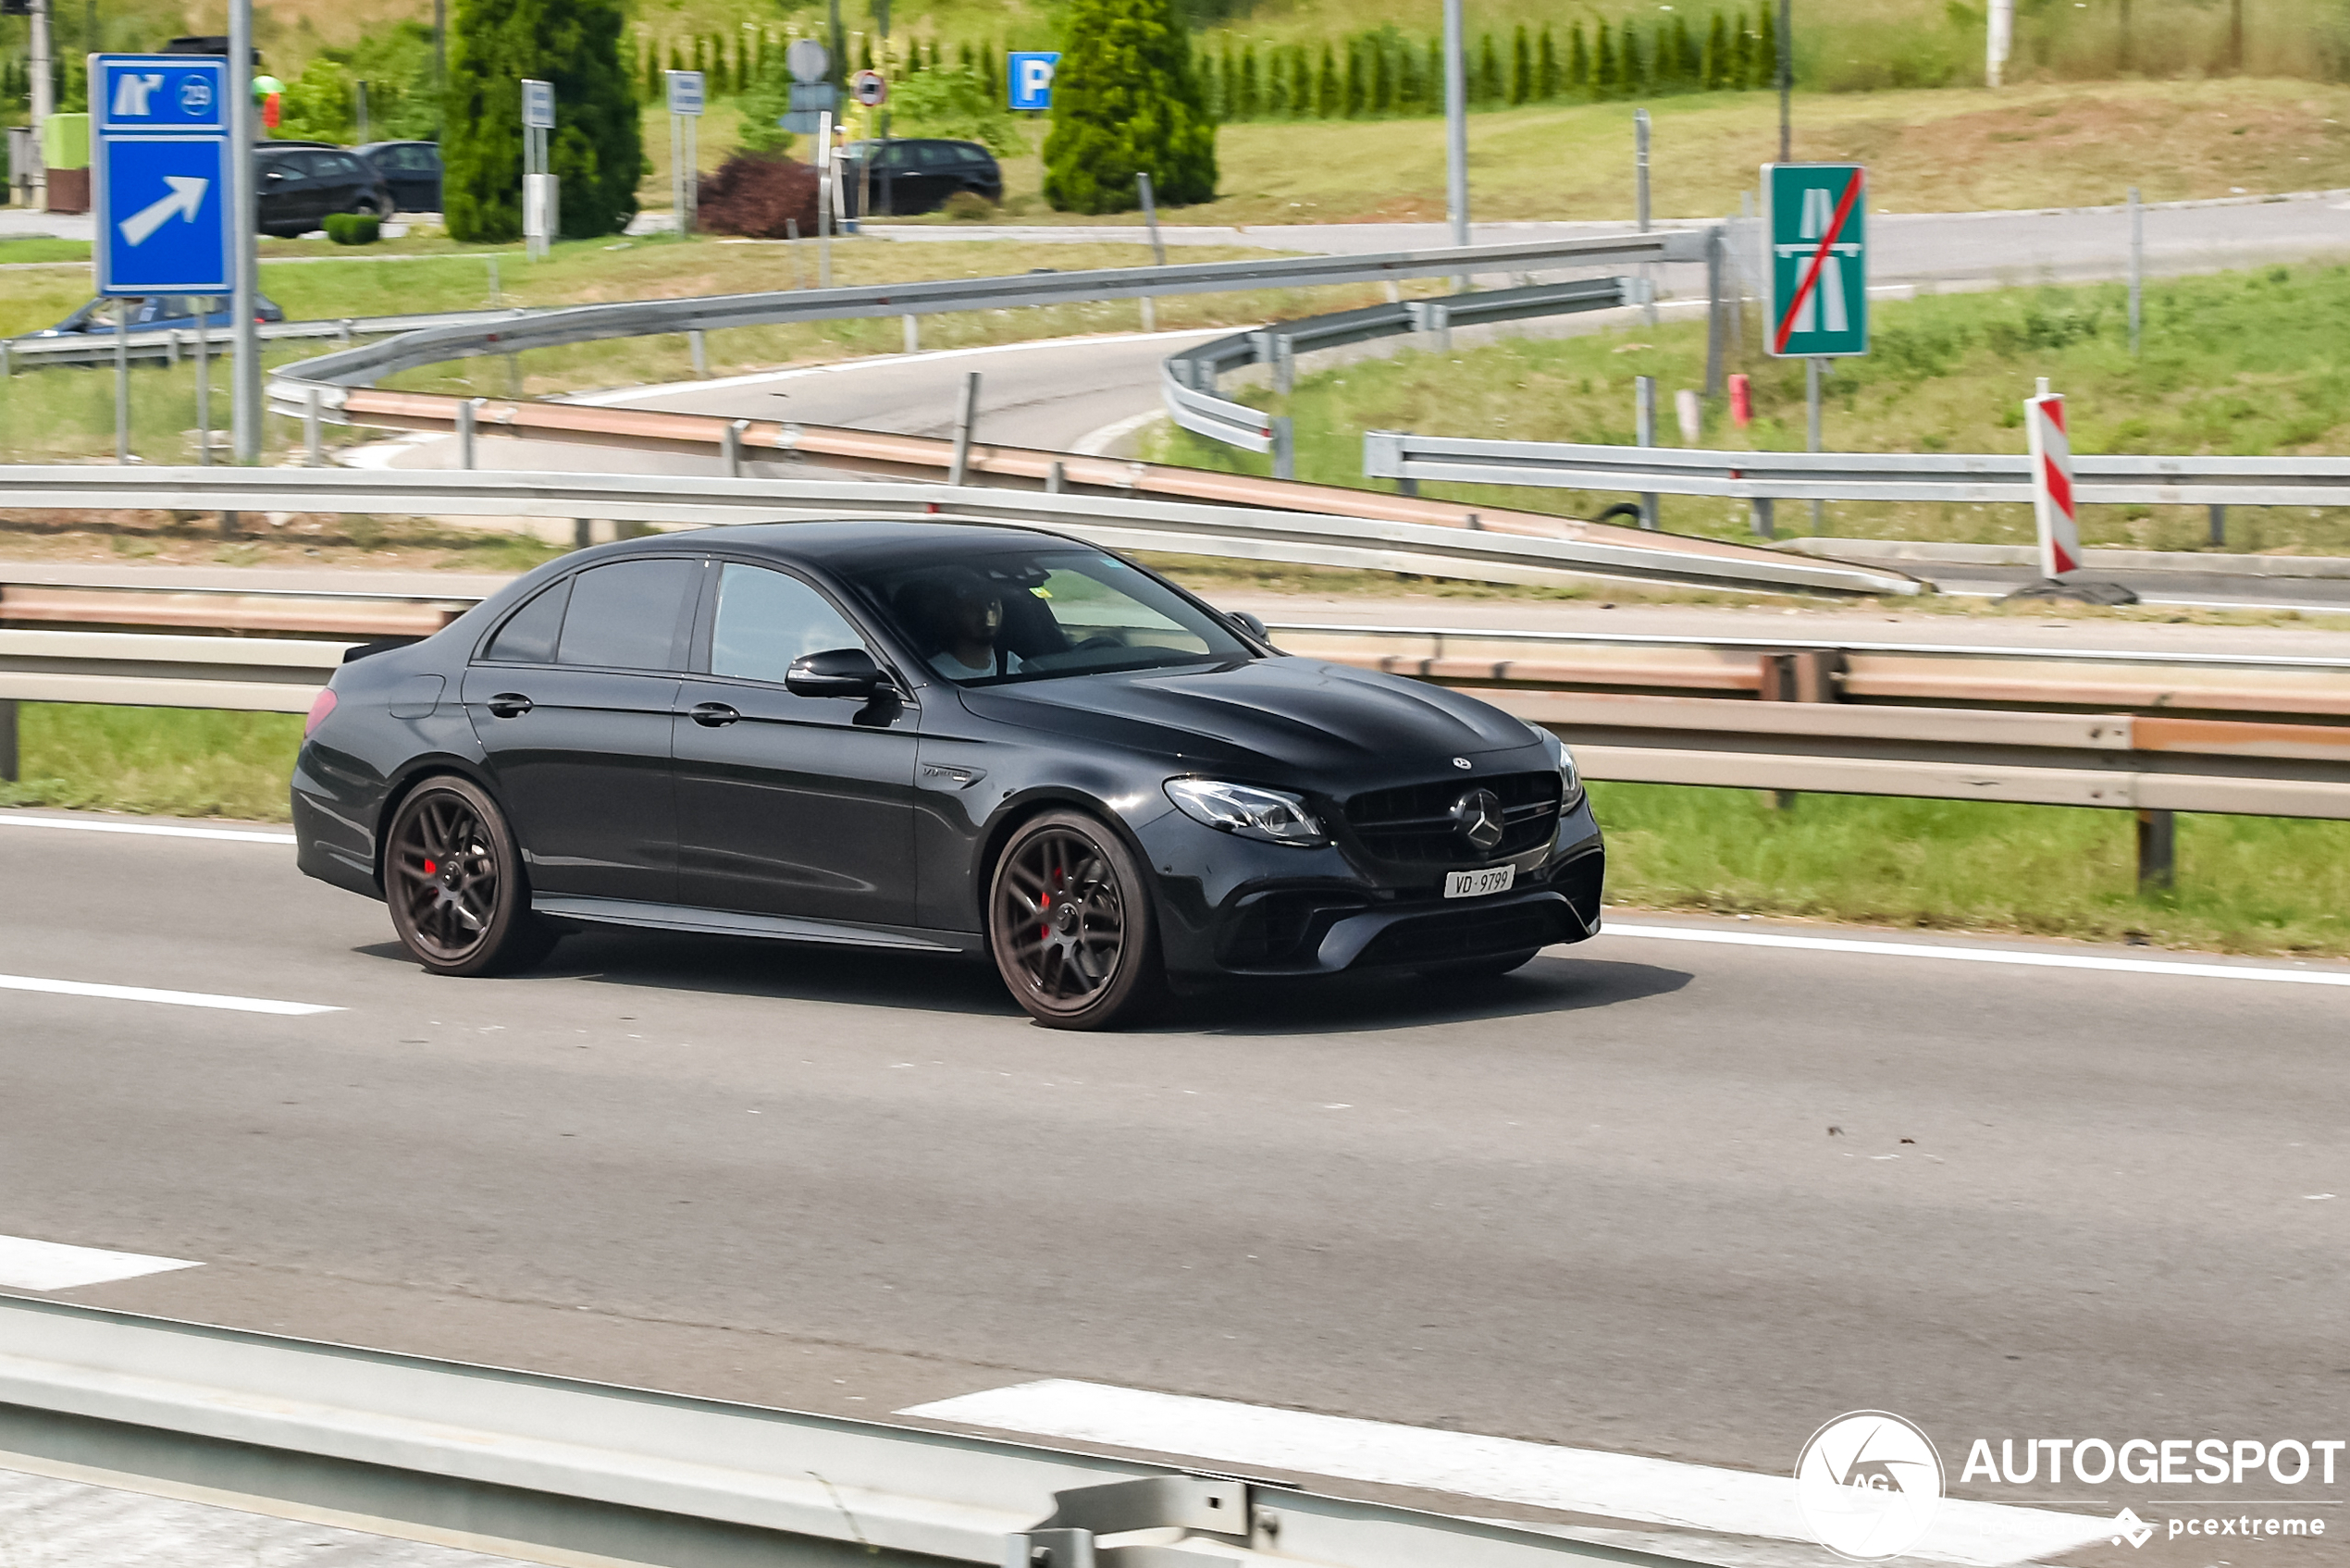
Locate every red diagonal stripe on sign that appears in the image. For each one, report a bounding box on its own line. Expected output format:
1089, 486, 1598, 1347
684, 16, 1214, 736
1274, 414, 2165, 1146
1773, 169, 1865, 354
2043, 456, 2074, 520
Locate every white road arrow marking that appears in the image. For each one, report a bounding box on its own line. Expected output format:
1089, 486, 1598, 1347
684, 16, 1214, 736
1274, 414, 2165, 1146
118, 176, 208, 247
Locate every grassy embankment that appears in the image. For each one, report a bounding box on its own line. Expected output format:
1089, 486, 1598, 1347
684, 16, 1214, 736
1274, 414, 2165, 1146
6, 704, 2346, 958
1149, 262, 2350, 559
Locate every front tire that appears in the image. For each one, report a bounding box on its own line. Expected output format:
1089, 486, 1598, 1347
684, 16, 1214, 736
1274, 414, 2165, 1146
383, 777, 553, 977
988, 810, 1167, 1031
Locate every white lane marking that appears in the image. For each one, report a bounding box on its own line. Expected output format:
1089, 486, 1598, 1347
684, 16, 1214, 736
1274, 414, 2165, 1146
1598, 922, 2350, 987
0, 1234, 203, 1291
0, 814, 294, 845
898, 1380, 2109, 1568
1070, 406, 1169, 457
0, 976, 339, 1015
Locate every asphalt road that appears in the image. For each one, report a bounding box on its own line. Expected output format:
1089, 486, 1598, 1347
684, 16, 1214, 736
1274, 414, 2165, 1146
3, 809, 2344, 1564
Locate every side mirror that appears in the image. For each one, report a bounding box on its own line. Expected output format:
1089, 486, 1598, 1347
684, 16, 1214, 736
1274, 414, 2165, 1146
786, 647, 890, 699
1227, 610, 1269, 643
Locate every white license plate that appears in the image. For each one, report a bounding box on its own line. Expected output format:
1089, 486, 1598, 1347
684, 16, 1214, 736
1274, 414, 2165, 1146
1443, 865, 1516, 899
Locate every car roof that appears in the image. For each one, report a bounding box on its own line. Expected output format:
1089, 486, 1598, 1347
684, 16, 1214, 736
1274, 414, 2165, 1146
596, 520, 1076, 572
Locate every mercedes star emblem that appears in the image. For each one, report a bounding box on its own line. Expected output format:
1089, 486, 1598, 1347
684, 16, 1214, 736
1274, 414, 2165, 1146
1451, 788, 1506, 854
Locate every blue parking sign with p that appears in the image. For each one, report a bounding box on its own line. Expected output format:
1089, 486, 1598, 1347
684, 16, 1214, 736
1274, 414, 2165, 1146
1008, 51, 1059, 111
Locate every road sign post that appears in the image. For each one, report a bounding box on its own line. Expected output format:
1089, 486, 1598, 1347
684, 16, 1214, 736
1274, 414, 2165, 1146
521, 79, 555, 260
93, 52, 231, 464
664, 69, 702, 236
229, 0, 259, 463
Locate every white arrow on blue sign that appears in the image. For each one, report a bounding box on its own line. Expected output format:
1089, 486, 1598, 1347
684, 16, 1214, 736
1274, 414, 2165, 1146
92, 55, 231, 297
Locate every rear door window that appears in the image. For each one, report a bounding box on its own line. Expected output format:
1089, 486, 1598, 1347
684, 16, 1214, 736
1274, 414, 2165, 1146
555, 559, 697, 672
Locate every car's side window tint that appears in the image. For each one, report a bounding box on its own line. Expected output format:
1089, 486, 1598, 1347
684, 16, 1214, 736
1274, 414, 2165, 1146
555, 559, 696, 671
710, 563, 862, 684
484, 578, 571, 663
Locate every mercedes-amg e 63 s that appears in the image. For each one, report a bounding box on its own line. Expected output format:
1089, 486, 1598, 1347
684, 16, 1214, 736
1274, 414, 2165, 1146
292, 523, 1604, 1028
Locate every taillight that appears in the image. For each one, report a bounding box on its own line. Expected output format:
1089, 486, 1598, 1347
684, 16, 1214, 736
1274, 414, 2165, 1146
303, 687, 339, 738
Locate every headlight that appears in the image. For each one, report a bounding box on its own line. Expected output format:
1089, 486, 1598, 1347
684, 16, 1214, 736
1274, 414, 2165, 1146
1532, 725, 1582, 799
1164, 778, 1329, 847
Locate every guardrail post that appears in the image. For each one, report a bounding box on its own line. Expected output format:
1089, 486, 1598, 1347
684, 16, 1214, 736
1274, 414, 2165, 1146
949, 371, 982, 487
340, 317, 355, 347
574, 519, 593, 550
689, 329, 709, 377
303, 387, 323, 467
2208, 505, 2226, 547
1046, 460, 1066, 494
1807, 356, 1827, 534
1433, 302, 1452, 352
1635, 376, 1659, 529
1751, 496, 1775, 539
1703, 228, 1726, 397
723, 419, 748, 477
902, 315, 919, 354
166, 329, 181, 368
506, 352, 523, 397
193, 314, 210, 467
114, 311, 131, 465
458, 398, 480, 470
0, 698, 18, 783
1270, 415, 1294, 481
2136, 808, 2176, 891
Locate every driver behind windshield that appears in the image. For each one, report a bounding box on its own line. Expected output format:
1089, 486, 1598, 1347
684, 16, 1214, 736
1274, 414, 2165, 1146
898, 570, 1025, 681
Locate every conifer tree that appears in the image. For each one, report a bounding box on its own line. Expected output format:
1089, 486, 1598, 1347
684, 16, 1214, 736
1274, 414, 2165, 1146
1477, 31, 1499, 103
1314, 43, 1338, 117
1041, 0, 1216, 211
1592, 24, 1615, 97
1568, 24, 1590, 95
1619, 20, 1642, 93
1509, 25, 1530, 105
444, 0, 641, 240
1755, 4, 1777, 89
1538, 27, 1560, 99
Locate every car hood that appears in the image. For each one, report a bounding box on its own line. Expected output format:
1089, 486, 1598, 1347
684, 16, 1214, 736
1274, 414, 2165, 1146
955, 657, 1543, 783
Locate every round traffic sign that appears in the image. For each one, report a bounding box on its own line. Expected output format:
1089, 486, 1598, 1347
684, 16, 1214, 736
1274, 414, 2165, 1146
785, 38, 831, 84
850, 69, 887, 106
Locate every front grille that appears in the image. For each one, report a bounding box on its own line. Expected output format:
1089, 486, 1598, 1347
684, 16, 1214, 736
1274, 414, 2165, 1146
1354, 900, 1577, 969
1342, 770, 1564, 864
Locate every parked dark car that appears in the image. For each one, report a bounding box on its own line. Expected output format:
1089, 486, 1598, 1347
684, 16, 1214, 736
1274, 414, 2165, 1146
840, 138, 1003, 216
353, 141, 441, 213
291, 523, 1603, 1030
29, 292, 286, 337
256, 143, 393, 236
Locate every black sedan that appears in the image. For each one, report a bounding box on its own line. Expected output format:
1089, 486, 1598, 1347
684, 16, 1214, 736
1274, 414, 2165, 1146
291, 524, 1603, 1029
256, 143, 394, 236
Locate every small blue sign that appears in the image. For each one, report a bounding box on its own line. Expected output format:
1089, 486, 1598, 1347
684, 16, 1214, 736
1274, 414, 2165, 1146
1008, 51, 1059, 112
522, 78, 556, 129
95, 55, 229, 134
95, 135, 229, 294
664, 69, 704, 117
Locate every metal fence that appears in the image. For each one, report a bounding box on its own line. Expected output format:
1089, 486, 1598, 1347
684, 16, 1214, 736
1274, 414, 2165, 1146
1361, 434, 2350, 540
1, 306, 531, 370
0, 1294, 1693, 1568
1161, 277, 1643, 459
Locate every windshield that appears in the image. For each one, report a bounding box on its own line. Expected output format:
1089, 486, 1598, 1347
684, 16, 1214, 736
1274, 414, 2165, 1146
841, 545, 1251, 686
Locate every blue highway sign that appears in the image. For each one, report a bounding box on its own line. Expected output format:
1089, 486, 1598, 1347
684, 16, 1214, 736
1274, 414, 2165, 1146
95, 135, 229, 294
95, 55, 228, 134
93, 54, 231, 298
1008, 51, 1059, 111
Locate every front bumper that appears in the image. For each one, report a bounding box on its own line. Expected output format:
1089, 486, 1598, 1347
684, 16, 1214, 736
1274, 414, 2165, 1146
1139, 793, 1605, 978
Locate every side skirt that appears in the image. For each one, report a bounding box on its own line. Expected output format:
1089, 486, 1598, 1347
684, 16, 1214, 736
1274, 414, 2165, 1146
531, 895, 984, 957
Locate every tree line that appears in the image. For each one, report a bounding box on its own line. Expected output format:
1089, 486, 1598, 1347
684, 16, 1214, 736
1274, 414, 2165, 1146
1196, 11, 1781, 123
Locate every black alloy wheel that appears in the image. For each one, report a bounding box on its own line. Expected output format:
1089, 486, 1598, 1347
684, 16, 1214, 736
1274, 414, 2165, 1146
383, 777, 552, 977
988, 810, 1166, 1030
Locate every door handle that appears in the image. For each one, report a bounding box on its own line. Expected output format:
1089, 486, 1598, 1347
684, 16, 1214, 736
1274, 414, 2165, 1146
486, 692, 534, 718
689, 701, 740, 728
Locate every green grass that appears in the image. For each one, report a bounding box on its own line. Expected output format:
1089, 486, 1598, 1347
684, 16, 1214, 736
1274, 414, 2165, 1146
1148, 262, 2350, 557
1591, 783, 2350, 957
2, 706, 303, 821
7, 704, 2345, 957
0, 239, 93, 265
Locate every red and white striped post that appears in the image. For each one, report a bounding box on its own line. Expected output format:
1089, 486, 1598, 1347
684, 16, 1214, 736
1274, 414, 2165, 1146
2024, 387, 2083, 581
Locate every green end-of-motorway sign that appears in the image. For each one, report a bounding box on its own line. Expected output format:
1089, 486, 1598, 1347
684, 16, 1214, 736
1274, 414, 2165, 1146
1764, 162, 1868, 358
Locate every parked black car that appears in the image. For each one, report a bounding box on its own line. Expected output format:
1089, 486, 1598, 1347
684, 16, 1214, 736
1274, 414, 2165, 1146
256, 143, 394, 236
291, 524, 1603, 1029
353, 141, 442, 213
840, 138, 1003, 216
29, 292, 286, 337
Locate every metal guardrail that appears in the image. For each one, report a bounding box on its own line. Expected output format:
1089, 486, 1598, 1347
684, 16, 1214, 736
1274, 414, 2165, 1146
1361, 435, 2350, 537
0, 466, 1922, 599
1164, 278, 1643, 455
0, 1294, 1695, 1568
2, 306, 530, 370
6, 615, 2346, 819
266, 231, 1712, 389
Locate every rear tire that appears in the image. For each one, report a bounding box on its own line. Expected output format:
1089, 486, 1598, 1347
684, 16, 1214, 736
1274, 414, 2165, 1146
383, 777, 554, 977
1416, 947, 1540, 982
988, 810, 1167, 1031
